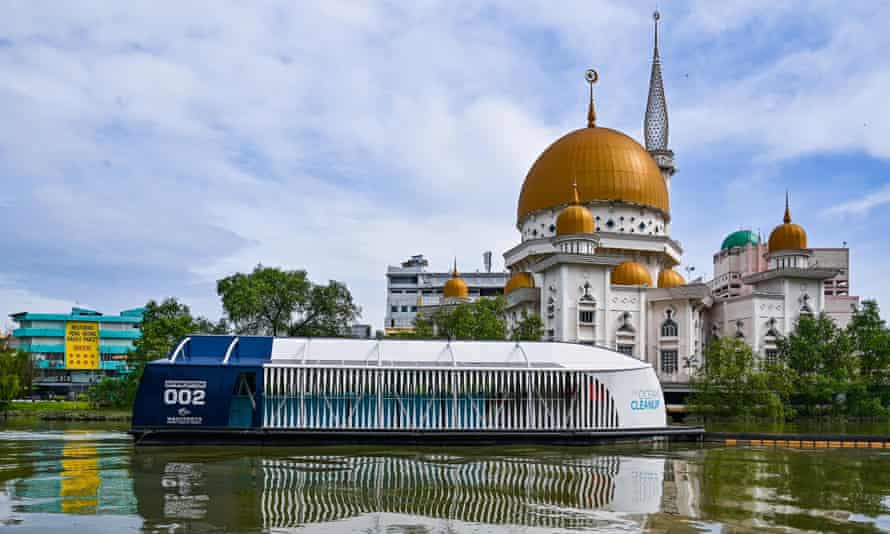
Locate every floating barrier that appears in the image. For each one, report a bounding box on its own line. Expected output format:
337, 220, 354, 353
705, 432, 890, 449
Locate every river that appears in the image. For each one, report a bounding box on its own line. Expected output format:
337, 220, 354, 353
0, 420, 888, 532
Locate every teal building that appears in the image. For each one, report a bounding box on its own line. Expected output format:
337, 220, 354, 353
10, 307, 144, 396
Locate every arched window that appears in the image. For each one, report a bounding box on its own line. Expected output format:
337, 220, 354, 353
661, 318, 678, 337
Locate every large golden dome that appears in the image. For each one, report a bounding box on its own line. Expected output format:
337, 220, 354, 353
443, 264, 469, 299
768, 195, 808, 253
611, 261, 653, 286
657, 268, 686, 288
517, 127, 669, 223
504, 272, 534, 294
556, 182, 594, 235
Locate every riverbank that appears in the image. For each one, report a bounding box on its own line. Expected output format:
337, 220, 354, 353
3, 401, 130, 421
694, 417, 890, 436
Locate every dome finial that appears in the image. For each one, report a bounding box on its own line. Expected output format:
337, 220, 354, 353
585, 69, 598, 127
645, 9, 669, 152
784, 190, 792, 224
653, 10, 661, 58
452, 257, 459, 276
572, 180, 580, 204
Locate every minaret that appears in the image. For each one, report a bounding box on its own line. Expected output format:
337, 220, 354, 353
644, 10, 675, 192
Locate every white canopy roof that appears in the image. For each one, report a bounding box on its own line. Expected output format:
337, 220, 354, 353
269, 338, 650, 372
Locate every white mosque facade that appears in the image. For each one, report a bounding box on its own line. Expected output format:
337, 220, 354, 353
477, 12, 860, 388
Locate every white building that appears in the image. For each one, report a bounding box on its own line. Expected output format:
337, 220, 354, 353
500, 11, 859, 392
385, 254, 508, 335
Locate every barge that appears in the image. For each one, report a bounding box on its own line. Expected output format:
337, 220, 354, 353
130, 335, 702, 445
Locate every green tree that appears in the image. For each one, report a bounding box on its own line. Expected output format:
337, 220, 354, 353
130, 298, 227, 366
848, 300, 890, 386
511, 311, 544, 341
432, 297, 507, 340
413, 316, 435, 339
0, 340, 25, 413
689, 337, 787, 419
845, 300, 890, 416
217, 264, 359, 337
292, 280, 361, 337
0, 338, 29, 404
777, 313, 856, 416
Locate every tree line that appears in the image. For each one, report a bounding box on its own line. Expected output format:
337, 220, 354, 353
690, 300, 890, 419
393, 296, 544, 342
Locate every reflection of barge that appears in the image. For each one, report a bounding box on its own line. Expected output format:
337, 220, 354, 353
130, 335, 702, 444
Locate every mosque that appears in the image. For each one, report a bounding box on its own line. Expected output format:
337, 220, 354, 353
434, 11, 859, 389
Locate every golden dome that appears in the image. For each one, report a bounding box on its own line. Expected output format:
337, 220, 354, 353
517, 127, 669, 223
556, 182, 594, 234
611, 261, 653, 286
768, 194, 808, 253
443, 263, 469, 299
504, 272, 535, 294
657, 268, 686, 288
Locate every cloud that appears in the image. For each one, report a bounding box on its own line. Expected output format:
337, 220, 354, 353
1, 0, 889, 328
825, 184, 890, 217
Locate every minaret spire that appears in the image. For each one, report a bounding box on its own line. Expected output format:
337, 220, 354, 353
784, 190, 792, 223
644, 10, 668, 152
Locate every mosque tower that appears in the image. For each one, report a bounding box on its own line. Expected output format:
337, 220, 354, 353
644, 10, 675, 193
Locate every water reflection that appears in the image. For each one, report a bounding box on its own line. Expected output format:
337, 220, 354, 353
131, 450, 669, 531
0, 426, 888, 532
254, 454, 663, 529
1, 430, 135, 518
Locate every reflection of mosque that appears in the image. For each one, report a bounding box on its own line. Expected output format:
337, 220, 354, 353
137, 451, 669, 531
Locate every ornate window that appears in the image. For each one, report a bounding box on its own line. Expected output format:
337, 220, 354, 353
764, 349, 778, 365
580, 281, 594, 301
618, 311, 635, 332
661, 350, 678, 373
661, 312, 678, 337
579, 310, 595, 324
617, 344, 634, 356
800, 293, 813, 315
766, 317, 780, 338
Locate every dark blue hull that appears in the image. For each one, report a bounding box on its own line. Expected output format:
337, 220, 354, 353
129, 426, 704, 446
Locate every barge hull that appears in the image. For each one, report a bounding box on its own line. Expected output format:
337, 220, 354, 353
130, 426, 704, 446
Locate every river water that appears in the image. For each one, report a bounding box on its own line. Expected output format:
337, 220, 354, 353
0, 420, 888, 533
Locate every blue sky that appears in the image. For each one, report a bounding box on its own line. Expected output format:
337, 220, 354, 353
2, 1, 889, 330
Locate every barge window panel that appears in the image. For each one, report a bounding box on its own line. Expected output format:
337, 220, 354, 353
261, 366, 620, 432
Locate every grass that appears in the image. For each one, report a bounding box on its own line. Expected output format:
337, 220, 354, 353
10, 400, 92, 412
4, 400, 131, 420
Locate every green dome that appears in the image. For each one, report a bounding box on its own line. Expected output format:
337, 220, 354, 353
721, 230, 759, 250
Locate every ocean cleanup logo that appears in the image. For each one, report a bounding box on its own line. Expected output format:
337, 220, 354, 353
630, 389, 661, 411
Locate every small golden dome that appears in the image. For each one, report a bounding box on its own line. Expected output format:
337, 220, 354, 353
517, 127, 669, 223
657, 268, 686, 288
556, 182, 594, 235
443, 262, 469, 299
768, 193, 808, 252
504, 272, 535, 294
611, 261, 653, 286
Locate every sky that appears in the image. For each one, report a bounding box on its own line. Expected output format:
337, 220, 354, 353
2, 0, 890, 331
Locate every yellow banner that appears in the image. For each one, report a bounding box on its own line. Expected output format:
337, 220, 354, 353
65, 321, 100, 370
